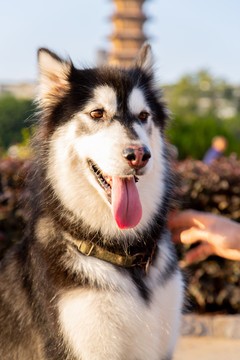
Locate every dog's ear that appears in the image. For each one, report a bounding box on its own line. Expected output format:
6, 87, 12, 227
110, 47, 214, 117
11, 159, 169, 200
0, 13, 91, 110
37, 48, 71, 106
131, 43, 153, 76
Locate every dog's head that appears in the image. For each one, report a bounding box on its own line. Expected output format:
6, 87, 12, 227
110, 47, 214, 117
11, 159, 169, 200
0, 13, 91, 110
37, 44, 170, 236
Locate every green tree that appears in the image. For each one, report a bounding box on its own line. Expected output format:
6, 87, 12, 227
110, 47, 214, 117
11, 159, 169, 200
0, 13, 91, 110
0, 95, 35, 150
167, 115, 240, 160
164, 71, 240, 160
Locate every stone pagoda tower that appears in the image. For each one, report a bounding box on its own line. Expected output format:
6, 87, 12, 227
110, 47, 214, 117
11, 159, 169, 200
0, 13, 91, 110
108, 0, 148, 68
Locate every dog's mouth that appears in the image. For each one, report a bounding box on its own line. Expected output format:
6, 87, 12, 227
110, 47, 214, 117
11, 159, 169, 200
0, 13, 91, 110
88, 160, 112, 202
88, 159, 142, 229
88, 159, 139, 202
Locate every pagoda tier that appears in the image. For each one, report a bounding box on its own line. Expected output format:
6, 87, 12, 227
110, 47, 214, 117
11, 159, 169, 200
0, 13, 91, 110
108, 0, 148, 67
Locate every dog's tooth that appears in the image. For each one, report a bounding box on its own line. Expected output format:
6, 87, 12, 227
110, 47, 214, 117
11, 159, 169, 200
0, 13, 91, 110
88, 159, 112, 200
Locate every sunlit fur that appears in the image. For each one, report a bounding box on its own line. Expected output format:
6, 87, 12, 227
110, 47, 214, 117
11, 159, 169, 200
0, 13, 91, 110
0, 44, 183, 360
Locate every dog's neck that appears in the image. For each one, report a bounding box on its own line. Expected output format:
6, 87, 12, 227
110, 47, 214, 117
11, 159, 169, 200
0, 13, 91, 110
53, 213, 159, 274
38, 182, 165, 274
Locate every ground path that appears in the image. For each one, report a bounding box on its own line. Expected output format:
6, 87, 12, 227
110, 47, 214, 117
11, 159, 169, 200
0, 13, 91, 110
174, 314, 240, 359
174, 336, 240, 359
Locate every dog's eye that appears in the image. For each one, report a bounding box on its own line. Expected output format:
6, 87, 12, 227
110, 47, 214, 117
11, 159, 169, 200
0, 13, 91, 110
90, 109, 104, 119
138, 112, 149, 121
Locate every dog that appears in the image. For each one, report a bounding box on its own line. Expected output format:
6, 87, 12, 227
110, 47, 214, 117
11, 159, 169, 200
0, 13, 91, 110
0, 44, 183, 360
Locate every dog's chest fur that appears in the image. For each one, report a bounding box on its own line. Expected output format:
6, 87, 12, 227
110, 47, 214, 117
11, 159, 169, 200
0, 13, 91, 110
57, 240, 182, 360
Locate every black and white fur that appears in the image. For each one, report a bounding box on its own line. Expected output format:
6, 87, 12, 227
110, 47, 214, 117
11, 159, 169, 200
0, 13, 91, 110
0, 44, 183, 360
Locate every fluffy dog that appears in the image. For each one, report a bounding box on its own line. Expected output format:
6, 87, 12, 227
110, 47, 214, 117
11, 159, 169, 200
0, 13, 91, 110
0, 44, 183, 360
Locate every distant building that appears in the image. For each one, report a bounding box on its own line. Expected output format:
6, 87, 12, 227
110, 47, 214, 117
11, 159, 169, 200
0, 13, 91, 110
0, 82, 36, 99
108, 0, 149, 67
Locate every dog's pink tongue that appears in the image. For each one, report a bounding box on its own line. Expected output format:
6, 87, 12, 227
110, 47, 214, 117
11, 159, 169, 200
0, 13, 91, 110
112, 176, 142, 229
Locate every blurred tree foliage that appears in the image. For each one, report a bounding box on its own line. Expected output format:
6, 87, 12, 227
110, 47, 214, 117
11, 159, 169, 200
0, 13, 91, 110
0, 95, 36, 150
164, 70, 240, 160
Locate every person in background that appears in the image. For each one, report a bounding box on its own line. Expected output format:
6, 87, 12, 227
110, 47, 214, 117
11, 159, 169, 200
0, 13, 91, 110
203, 136, 228, 165
168, 210, 240, 263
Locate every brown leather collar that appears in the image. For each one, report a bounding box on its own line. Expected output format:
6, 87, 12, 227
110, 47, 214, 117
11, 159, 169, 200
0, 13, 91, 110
70, 237, 157, 275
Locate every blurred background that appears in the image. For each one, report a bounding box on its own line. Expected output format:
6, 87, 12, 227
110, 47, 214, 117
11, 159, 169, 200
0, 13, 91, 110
1, 0, 240, 158
0, 0, 240, 315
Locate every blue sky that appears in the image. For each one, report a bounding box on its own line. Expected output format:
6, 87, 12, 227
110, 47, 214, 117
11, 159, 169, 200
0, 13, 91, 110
1, 0, 240, 85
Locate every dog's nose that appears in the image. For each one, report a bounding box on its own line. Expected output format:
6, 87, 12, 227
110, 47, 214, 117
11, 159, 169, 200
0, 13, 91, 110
122, 145, 151, 170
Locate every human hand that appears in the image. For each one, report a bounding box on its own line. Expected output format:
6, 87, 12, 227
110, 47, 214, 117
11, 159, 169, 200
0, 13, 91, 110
168, 210, 240, 263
